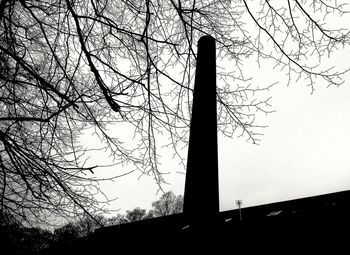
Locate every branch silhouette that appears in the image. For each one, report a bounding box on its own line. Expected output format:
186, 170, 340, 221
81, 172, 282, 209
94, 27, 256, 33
0, 0, 349, 227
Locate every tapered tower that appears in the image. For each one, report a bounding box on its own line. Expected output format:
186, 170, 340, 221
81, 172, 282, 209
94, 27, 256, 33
183, 35, 219, 223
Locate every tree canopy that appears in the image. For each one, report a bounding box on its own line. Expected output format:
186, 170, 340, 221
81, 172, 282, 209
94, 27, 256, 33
0, 0, 349, 226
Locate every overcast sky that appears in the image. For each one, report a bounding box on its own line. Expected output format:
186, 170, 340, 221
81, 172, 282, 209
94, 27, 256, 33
219, 67, 350, 211
89, 42, 350, 215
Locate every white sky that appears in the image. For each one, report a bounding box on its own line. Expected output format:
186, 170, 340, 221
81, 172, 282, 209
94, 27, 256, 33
90, 43, 350, 215
79, 6, 350, 215
219, 67, 350, 211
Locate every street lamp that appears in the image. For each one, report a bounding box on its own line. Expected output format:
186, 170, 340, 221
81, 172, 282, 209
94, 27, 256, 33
236, 200, 243, 221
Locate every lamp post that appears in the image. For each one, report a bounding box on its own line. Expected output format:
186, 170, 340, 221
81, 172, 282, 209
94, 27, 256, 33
236, 200, 243, 221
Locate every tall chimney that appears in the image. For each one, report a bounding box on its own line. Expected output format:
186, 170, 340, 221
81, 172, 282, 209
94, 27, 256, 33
183, 35, 219, 223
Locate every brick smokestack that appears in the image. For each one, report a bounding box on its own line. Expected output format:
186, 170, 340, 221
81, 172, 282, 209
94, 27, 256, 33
183, 35, 219, 223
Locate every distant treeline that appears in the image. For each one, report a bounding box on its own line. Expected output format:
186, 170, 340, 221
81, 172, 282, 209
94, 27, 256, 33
1, 191, 183, 255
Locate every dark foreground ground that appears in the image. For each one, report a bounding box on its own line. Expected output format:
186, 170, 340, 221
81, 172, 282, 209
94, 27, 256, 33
40, 190, 350, 254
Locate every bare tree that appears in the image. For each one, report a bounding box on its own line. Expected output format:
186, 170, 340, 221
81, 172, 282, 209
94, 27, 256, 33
105, 214, 129, 226
152, 191, 183, 217
0, 0, 349, 226
76, 214, 107, 236
125, 207, 147, 222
